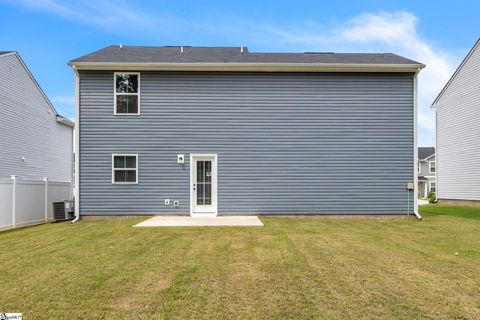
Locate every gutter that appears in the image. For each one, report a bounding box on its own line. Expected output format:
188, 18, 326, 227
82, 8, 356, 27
56, 115, 75, 127
68, 61, 425, 73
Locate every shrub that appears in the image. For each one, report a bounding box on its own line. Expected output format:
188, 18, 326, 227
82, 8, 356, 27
428, 192, 436, 203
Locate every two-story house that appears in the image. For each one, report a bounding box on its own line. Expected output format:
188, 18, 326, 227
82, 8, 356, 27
432, 39, 480, 205
0, 51, 74, 230
69, 45, 424, 218
0, 51, 74, 180
417, 147, 436, 199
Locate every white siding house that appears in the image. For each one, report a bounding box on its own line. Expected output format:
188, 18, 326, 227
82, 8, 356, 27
432, 39, 480, 203
0, 51, 74, 230
0, 51, 74, 180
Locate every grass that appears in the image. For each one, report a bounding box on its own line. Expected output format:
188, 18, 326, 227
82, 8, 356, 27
420, 204, 480, 220
0, 207, 479, 319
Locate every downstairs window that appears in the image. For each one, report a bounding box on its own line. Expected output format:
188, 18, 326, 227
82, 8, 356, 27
112, 154, 138, 184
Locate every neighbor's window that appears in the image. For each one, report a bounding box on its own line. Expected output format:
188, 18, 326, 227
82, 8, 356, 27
115, 73, 139, 114
429, 161, 436, 173
112, 154, 138, 184
430, 181, 436, 193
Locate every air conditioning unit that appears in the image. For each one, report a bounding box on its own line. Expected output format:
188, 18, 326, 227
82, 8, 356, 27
53, 200, 75, 221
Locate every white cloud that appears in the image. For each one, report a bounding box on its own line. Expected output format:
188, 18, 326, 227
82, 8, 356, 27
4, 0, 156, 31
52, 95, 75, 105
264, 12, 457, 146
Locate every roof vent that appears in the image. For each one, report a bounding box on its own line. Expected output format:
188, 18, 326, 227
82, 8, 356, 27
241, 46, 246, 56
119, 42, 123, 50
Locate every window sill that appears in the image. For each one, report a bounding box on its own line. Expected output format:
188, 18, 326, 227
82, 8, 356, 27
112, 182, 138, 185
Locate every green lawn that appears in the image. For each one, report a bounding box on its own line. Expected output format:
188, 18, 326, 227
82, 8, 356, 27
1, 207, 480, 319
420, 204, 480, 220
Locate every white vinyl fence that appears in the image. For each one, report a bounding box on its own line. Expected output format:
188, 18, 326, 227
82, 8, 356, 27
0, 176, 72, 231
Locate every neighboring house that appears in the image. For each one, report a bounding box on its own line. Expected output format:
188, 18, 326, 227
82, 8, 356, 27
0, 51, 74, 230
0, 51, 74, 180
69, 45, 424, 218
432, 39, 480, 204
417, 147, 436, 199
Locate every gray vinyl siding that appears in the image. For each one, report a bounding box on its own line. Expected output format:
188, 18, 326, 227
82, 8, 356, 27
436, 43, 480, 201
418, 156, 436, 178
79, 71, 414, 215
0, 54, 73, 181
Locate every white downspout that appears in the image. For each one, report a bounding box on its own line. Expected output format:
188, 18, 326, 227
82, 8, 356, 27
44, 177, 48, 223
11, 175, 17, 228
72, 67, 80, 223
433, 104, 438, 203
413, 70, 422, 220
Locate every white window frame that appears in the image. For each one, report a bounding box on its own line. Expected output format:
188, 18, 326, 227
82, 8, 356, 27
418, 161, 421, 173
114, 72, 140, 115
112, 154, 138, 184
429, 181, 436, 193
429, 161, 436, 173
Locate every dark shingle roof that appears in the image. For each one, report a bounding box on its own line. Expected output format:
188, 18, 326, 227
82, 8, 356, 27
70, 45, 422, 65
418, 147, 435, 160
0, 51, 14, 56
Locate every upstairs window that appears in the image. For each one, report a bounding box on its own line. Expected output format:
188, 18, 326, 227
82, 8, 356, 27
112, 154, 138, 184
114, 73, 139, 115
429, 161, 436, 173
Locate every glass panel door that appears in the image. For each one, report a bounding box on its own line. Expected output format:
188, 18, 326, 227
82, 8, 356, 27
191, 154, 216, 215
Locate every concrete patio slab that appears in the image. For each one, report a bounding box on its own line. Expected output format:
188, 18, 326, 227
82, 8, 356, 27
133, 216, 264, 227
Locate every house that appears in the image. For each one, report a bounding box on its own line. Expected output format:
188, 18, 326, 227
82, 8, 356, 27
69, 45, 424, 218
0, 51, 74, 180
417, 147, 436, 199
0, 51, 74, 230
432, 39, 480, 205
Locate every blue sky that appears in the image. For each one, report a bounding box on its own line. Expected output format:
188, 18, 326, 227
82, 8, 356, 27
1, 0, 479, 146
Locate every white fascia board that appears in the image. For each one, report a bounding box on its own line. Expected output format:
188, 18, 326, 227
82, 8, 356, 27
69, 62, 425, 73
56, 116, 75, 127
